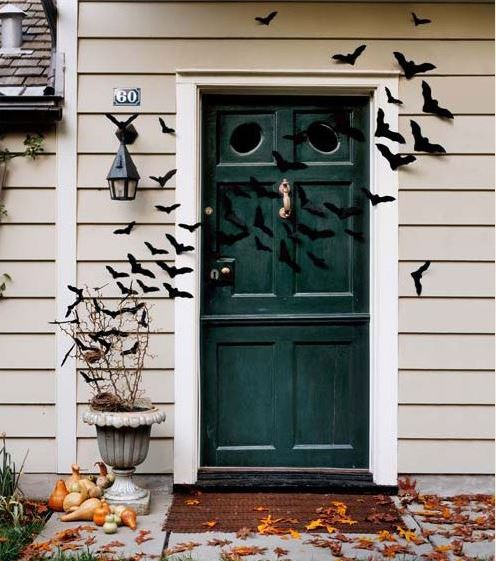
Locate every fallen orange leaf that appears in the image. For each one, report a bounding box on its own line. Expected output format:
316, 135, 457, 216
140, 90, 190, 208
202, 520, 218, 529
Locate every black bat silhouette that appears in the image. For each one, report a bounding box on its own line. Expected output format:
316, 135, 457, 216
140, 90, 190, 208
138, 310, 148, 328
376, 143, 416, 170
385, 87, 403, 105
421, 81, 454, 119
163, 282, 193, 299
393, 51, 436, 80
74, 337, 100, 352
297, 185, 326, 218
179, 222, 202, 232
279, 240, 301, 273
332, 44, 366, 65
255, 10, 277, 25
61, 343, 75, 367
49, 311, 80, 325
80, 370, 105, 385
283, 131, 308, 144
144, 241, 169, 256
155, 261, 193, 278
228, 185, 251, 198
106, 265, 129, 279
122, 341, 139, 356
412, 12, 431, 26
116, 281, 138, 296
375, 108, 406, 143
89, 335, 112, 353
216, 229, 250, 246
94, 328, 128, 338
297, 222, 335, 241
113, 221, 135, 235
66, 285, 84, 317
155, 203, 180, 213
283, 222, 301, 244
307, 250, 329, 270
333, 112, 365, 142
255, 236, 272, 252
136, 279, 160, 293
254, 205, 274, 238
361, 188, 396, 206
411, 260, 431, 295
223, 194, 248, 230
121, 303, 145, 315
105, 113, 138, 130
127, 253, 156, 279
158, 117, 175, 134
166, 233, 194, 254
410, 120, 446, 154
249, 176, 279, 199
149, 169, 177, 187
272, 151, 308, 172
344, 228, 365, 242
324, 202, 362, 219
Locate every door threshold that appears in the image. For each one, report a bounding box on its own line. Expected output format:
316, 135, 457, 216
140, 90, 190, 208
175, 469, 397, 495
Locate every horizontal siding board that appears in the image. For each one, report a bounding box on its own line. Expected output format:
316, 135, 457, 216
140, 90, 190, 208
1, 131, 56, 153
399, 298, 494, 334
78, 155, 176, 188
0, 155, 55, 188
399, 226, 494, 261
77, 437, 173, 473
0, 334, 55, 369
399, 371, 495, 405
0, 225, 55, 260
0, 262, 55, 297
399, 405, 494, 439
78, 3, 494, 40
5, 439, 56, 473
398, 440, 495, 474
399, 334, 494, 370
78, 39, 494, 75
78, 114, 176, 154
0, 299, 56, 333
399, 262, 495, 297
0, 371, 55, 404
0, 405, 55, 437
399, 191, 495, 226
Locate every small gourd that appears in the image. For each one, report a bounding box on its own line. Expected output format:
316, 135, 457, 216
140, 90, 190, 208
60, 498, 101, 522
95, 461, 113, 489
103, 514, 118, 534
112, 505, 127, 517
93, 501, 111, 526
48, 480, 69, 512
65, 464, 81, 491
63, 488, 87, 512
120, 508, 137, 530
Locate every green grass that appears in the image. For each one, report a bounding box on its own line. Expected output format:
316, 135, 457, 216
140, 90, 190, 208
0, 520, 45, 561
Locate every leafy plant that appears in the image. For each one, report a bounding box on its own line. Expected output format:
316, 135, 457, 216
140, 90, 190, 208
0, 133, 45, 166
0, 273, 11, 298
0, 433, 27, 500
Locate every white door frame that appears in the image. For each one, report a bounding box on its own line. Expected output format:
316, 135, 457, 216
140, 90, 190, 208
174, 70, 399, 486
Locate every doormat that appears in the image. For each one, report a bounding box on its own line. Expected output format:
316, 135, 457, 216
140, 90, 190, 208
163, 492, 402, 534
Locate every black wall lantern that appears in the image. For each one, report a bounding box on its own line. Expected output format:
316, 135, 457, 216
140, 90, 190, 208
105, 113, 140, 201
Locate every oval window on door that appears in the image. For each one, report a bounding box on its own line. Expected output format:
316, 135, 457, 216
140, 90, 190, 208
230, 122, 263, 155
307, 122, 339, 154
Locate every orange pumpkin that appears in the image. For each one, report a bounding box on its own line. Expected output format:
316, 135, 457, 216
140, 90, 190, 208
92, 500, 111, 526
48, 479, 69, 512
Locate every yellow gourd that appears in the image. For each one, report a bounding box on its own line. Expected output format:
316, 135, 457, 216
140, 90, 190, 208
62, 486, 88, 512
60, 498, 101, 522
48, 480, 69, 512
65, 464, 81, 491
120, 508, 137, 530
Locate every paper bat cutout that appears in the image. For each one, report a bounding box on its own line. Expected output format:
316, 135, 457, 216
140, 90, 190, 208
65, 285, 84, 317
106, 265, 129, 279
155, 260, 193, 278
254, 205, 274, 238
279, 240, 301, 273
93, 328, 128, 338
361, 188, 396, 206
255, 10, 277, 25
116, 281, 138, 296
166, 233, 194, 254
223, 194, 248, 230
410, 120, 446, 154
421, 81, 454, 119
376, 143, 416, 170
412, 12, 431, 25
80, 370, 105, 385
385, 87, 403, 105
324, 202, 362, 219
283, 222, 301, 244
307, 251, 329, 270
393, 51, 436, 79
159, 117, 175, 134
216, 230, 250, 246
155, 203, 180, 213
163, 282, 193, 299
272, 151, 308, 172
249, 176, 279, 199
283, 131, 308, 144
411, 260, 431, 295
375, 108, 406, 143
74, 337, 100, 352
144, 241, 169, 256
61, 343, 75, 367
136, 279, 160, 293
333, 112, 365, 142
297, 185, 326, 217
113, 221, 135, 235
105, 113, 138, 130
89, 335, 112, 353
127, 253, 156, 279
228, 186, 251, 198
255, 236, 272, 252
138, 310, 148, 328
344, 228, 365, 242
49, 311, 80, 326
121, 341, 139, 356
297, 222, 335, 241
179, 222, 202, 232
332, 44, 366, 65
149, 169, 177, 187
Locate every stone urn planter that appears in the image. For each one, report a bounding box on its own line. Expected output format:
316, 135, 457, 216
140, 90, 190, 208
82, 406, 166, 514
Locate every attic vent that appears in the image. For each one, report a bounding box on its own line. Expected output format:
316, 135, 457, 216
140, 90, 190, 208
0, 3, 26, 52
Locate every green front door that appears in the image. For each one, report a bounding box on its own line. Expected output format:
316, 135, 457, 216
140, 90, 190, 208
201, 95, 370, 470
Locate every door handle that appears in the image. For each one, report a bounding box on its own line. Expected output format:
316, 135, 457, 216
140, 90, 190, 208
278, 178, 292, 219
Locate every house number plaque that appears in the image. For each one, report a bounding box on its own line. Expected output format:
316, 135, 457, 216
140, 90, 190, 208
113, 87, 141, 107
